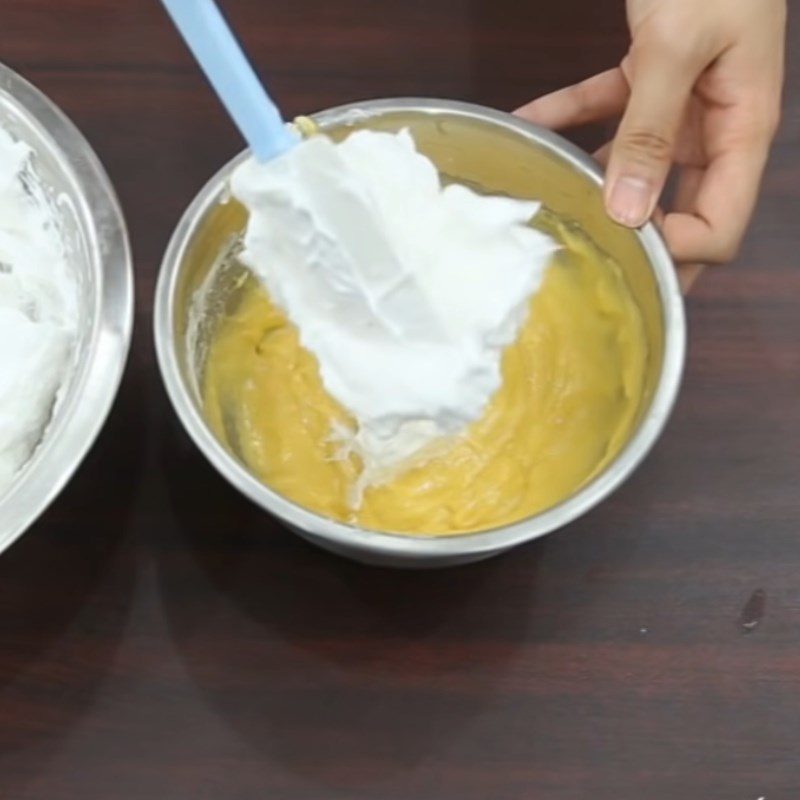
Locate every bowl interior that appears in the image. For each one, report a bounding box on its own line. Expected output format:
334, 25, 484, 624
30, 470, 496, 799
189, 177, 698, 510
0, 88, 96, 397
177, 110, 666, 460
0, 68, 132, 552
160, 101, 682, 560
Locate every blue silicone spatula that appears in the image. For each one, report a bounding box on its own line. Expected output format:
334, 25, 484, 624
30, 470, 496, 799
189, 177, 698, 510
160, 0, 445, 339
160, 0, 299, 162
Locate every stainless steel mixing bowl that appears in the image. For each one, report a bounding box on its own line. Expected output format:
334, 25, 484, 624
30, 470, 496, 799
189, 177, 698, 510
0, 64, 133, 553
155, 98, 685, 568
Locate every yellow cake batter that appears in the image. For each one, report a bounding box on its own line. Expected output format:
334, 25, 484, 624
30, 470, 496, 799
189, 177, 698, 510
202, 214, 647, 535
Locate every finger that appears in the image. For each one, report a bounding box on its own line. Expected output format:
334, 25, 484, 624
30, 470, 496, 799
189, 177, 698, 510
598, 138, 672, 224
672, 167, 707, 293
514, 68, 629, 130
677, 263, 706, 294
605, 43, 705, 229
673, 99, 708, 167
663, 144, 769, 263
593, 140, 612, 167
673, 165, 705, 213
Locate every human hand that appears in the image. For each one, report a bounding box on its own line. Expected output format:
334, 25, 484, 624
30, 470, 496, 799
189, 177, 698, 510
516, 0, 786, 291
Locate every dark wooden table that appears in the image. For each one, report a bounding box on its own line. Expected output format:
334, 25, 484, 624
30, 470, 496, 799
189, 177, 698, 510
1, 1, 798, 797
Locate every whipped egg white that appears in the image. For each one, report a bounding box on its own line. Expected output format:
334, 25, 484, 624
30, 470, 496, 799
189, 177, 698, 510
0, 126, 77, 496
231, 128, 554, 493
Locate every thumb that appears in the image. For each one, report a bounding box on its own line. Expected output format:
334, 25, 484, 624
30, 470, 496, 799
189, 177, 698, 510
605, 46, 699, 228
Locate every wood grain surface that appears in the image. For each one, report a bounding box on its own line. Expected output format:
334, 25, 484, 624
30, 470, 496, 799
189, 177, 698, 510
1, 1, 799, 798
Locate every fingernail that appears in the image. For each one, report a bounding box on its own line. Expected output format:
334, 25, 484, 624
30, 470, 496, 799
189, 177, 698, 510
607, 176, 653, 228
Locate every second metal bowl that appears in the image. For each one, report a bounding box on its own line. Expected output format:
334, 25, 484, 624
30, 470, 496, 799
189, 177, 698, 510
155, 98, 685, 568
